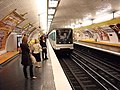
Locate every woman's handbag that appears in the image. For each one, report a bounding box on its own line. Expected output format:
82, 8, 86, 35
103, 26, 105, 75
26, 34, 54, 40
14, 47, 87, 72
30, 54, 36, 64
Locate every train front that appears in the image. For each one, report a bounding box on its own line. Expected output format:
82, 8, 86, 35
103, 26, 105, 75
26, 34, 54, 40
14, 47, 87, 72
56, 28, 73, 44
55, 28, 73, 54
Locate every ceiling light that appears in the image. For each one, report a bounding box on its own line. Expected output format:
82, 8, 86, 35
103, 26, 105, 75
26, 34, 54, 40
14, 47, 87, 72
49, 1, 58, 7
82, 20, 91, 26
48, 19, 52, 22
94, 13, 112, 23
48, 15, 53, 18
48, 8, 55, 14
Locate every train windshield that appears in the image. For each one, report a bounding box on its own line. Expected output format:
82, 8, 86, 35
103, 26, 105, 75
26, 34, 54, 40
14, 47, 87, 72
56, 29, 73, 44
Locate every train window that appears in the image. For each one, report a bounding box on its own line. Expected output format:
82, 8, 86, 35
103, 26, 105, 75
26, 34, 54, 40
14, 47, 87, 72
56, 29, 73, 44
52, 32, 55, 41
49, 32, 55, 41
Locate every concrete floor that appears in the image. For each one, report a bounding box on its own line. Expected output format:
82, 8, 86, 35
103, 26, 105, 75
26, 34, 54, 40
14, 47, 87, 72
0, 55, 56, 90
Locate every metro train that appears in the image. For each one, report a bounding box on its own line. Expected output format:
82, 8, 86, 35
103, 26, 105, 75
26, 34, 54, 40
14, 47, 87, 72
48, 28, 73, 53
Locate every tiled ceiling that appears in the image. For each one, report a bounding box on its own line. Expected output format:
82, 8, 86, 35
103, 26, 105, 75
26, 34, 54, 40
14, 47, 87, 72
0, 0, 39, 30
50, 0, 120, 31
0, 0, 120, 33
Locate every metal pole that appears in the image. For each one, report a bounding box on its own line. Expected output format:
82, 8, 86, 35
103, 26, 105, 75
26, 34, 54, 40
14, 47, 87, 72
38, 14, 41, 28
91, 18, 94, 24
112, 11, 115, 19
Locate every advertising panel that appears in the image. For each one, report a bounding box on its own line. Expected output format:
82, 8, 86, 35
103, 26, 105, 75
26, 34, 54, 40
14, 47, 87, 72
0, 28, 8, 50
0, 9, 25, 50
109, 23, 120, 41
1, 9, 25, 31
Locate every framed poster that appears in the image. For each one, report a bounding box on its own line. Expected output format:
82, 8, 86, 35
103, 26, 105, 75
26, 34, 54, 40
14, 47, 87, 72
0, 28, 9, 50
1, 9, 25, 31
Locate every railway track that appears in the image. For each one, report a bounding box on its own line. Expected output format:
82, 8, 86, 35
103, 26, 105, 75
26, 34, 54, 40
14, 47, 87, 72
56, 51, 120, 90
74, 49, 120, 80
74, 44, 120, 69
58, 57, 106, 90
72, 50, 120, 89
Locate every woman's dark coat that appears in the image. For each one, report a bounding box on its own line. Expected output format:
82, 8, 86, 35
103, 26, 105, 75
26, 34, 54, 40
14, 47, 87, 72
20, 43, 32, 66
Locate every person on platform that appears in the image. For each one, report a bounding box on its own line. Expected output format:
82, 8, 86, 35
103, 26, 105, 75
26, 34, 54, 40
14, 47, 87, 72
32, 39, 42, 68
20, 36, 36, 79
40, 35, 48, 60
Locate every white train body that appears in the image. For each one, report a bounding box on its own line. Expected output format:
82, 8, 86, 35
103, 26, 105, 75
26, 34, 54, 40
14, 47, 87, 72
48, 28, 73, 50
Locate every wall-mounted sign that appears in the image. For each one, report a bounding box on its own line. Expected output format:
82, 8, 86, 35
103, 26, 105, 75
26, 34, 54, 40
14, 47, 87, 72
0, 28, 9, 50
1, 9, 25, 32
0, 9, 25, 50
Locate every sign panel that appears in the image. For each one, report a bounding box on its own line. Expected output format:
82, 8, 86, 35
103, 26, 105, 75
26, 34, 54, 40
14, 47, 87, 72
1, 9, 25, 31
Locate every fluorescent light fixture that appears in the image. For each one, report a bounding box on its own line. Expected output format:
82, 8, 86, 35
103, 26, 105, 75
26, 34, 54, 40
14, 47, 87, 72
115, 11, 120, 18
48, 19, 52, 22
116, 11, 120, 15
49, 1, 58, 7
48, 15, 53, 19
66, 25, 72, 28
75, 24, 81, 28
36, 0, 47, 32
82, 20, 91, 26
48, 22, 51, 28
48, 21, 51, 24
71, 23, 75, 26
76, 20, 79, 24
48, 8, 55, 14
94, 13, 113, 23
71, 26, 75, 29
48, 18, 53, 20
48, 0, 59, 30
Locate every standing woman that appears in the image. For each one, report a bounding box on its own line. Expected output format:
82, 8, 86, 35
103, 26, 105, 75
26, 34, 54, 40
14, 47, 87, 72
32, 39, 42, 68
20, 36, 36, 79
40, 35, 48, 60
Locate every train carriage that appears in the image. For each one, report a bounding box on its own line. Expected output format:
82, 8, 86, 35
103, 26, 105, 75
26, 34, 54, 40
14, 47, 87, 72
48, 28, 73, 53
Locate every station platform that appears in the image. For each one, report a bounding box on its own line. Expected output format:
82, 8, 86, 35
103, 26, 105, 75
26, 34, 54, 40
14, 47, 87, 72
0, 40, 72, 90
1, 40, 120, 90
74, 41, 120, 55
0, 51, 19, 66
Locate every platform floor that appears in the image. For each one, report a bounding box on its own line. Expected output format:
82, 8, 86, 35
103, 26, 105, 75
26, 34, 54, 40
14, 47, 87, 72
0, 54, 56, 90
0, 51, 19, 65
1, 41, 119, 90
